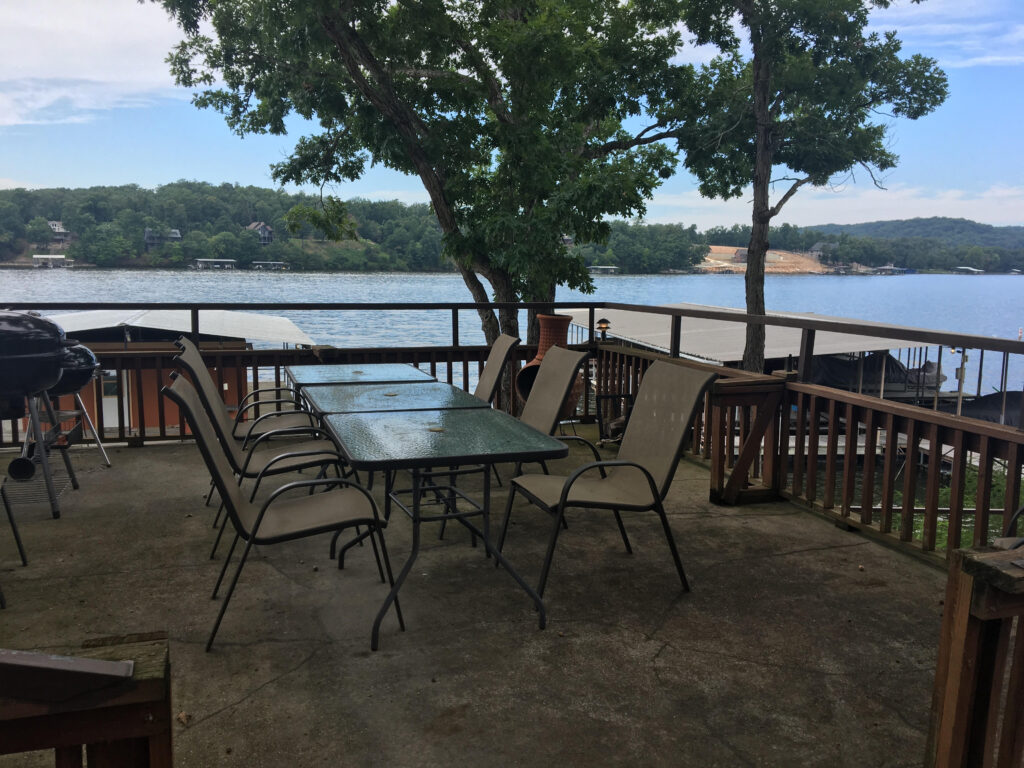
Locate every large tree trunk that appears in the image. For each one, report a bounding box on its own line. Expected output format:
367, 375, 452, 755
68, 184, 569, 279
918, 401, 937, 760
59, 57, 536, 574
742, 31, 773, 374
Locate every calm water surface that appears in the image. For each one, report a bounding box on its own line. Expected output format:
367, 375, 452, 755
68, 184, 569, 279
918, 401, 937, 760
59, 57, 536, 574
2, 269, 1019, 387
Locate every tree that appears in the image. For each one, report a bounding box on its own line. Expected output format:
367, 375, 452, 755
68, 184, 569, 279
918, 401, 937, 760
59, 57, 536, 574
157, 0, 689, 342
26, 216, 54, 251
675, 0, 947, 370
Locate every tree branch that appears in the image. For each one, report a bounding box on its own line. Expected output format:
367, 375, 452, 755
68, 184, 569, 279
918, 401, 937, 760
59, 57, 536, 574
767, 176, 811, 218
582, 128, 677, 158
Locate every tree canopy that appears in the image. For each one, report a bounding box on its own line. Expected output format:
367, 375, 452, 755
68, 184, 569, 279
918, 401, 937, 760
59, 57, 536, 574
157, 0, 692, 341
673, 0, 948, 370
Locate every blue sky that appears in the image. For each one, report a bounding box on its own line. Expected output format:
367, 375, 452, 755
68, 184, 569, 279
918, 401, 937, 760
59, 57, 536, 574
1, 0, 1022, 229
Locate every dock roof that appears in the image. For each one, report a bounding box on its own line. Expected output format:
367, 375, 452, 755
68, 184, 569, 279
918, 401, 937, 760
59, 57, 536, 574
48, 309, 314, 346
566, 303, 933, 364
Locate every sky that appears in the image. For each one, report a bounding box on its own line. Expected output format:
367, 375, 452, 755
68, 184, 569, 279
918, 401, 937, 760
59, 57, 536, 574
1, 0, 1022, 230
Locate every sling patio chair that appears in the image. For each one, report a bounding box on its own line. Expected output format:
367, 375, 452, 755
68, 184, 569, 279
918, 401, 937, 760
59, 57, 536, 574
433, 345, 587, 540
512, 345, 591, 476
174, 336, 317, 446
164, 371, 354, 558
162, 373, 403, 651
497, 360, 716, 601
473, 334, 521, 405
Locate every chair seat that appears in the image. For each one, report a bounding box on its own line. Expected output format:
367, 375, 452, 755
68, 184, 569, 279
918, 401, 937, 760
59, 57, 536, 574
242, 486, 379, 543
512, 467, 655, 510
233, 410, 315, 440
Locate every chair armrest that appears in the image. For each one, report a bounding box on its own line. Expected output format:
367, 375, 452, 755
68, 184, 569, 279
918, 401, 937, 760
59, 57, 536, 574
246, 448, 345, 486
237, 408, 318, 445
557, 459, 659, 511
258, 477, 382, 527
244, 426, 336, 453
558, 435, 604, 472
239, 386, 302, 408
235, 398, 309, 423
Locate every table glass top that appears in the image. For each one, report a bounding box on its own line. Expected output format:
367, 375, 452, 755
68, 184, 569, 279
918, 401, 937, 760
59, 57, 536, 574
303, 381, 488, 414
325, 408, 567, 469
286, 363, 435, 386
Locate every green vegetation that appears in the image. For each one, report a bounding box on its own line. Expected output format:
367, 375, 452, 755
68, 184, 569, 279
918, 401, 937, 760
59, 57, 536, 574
159, 0, 694, 344
2, 182, 1021, 274
673, 0, 948, 371
0, 182, 445, 271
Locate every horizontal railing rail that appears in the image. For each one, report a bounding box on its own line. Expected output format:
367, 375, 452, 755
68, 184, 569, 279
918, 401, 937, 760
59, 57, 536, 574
3, 300, 1022, 563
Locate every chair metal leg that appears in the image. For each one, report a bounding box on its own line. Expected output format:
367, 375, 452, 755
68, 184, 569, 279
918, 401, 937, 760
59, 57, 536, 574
612, 510, 632, 554
211, 532, 240, 598
653, 501, 689, 592
206, 535, 255, 651
536, 506, 568, 599
209, 511, 229, 560
205, 478, 217, 507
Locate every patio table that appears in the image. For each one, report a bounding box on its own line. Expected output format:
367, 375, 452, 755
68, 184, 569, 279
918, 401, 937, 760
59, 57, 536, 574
285, 363, 435, 387
302, 380, 487, 415
323, 407, 568, 650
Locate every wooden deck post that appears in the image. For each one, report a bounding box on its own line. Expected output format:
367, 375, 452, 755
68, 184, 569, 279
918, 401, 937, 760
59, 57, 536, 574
927, 548, 1024, 767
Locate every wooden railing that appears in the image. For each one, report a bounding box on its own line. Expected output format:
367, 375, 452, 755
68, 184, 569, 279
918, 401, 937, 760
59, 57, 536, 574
4, 300, 1024, 563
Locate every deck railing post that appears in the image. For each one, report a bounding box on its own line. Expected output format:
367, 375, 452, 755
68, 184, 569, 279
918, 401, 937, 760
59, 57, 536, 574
798, 329, 816, 383
670, 316, 681, 358
926, 547, 1024, 767
451, 309, 459, 347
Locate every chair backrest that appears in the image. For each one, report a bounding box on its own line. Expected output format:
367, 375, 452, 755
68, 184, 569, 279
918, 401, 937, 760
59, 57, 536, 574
519, 346, 589, 435
162, 373, 252, 532
616, 362, 716, 500
473, 334, 521, 403
173, 337, 245, 454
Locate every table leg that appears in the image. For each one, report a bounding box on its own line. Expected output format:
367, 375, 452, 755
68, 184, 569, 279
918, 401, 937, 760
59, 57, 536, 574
371, 469, 421, 651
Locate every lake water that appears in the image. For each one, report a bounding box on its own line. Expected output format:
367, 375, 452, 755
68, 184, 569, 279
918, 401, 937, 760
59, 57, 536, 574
2, 268, 1020, 389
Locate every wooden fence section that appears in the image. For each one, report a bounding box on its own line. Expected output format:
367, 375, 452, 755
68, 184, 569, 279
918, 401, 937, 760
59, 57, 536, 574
780, 382, 1024, 559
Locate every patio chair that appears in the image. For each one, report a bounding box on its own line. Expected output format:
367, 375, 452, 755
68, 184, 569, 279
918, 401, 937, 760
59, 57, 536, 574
174, 336, 316, 445
513, 345, 590, 476
162, 373, 403, 651
497, 360, 716, 600
1, 478, 29, 609
473, 334, 521, 404
433, 345, 587, 540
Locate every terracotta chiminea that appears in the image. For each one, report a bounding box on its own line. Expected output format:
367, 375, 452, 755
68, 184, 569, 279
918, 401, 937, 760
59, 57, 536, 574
514, 313, 583, 417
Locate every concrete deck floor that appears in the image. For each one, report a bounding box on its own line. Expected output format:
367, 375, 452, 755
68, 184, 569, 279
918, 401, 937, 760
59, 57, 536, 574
0, 429, 948, 767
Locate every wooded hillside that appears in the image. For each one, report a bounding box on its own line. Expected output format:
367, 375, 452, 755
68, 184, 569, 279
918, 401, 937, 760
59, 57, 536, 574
1, 183, 1020, 273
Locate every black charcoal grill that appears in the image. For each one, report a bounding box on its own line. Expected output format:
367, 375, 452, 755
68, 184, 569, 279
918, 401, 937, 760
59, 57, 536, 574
0, 311, 68, 419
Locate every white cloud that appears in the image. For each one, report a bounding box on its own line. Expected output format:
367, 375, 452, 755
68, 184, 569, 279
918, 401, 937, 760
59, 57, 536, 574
871, 1, 1024, 68
646, 183, 1024, 229
0, 0, 186, 125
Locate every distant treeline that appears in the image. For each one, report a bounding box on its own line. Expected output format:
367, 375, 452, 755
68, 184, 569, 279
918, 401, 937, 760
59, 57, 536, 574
0, 182, 445, 271
1, 182, 1021, 273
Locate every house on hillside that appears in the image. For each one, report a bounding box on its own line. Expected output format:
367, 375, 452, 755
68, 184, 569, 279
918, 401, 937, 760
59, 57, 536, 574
144, 228, 183, 251
47, 221, 71, 248
246, 221, 274, 245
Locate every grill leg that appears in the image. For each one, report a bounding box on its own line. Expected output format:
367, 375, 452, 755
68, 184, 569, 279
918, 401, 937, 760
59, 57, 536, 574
26, 395, 61, 519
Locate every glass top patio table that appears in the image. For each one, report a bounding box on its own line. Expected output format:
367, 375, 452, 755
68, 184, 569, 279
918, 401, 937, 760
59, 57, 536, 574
285, 363, 435, 387
323, 407, 567, 471
323, 408, 566, 650
303, 381, 487, 415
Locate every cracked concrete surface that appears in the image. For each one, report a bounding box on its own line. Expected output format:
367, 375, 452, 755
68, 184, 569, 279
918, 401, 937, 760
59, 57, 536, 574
0, 429, 947, 766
